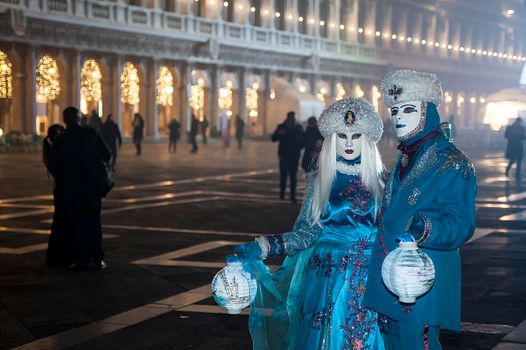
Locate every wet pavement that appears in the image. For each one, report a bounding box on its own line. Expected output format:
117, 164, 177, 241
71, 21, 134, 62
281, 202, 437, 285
0, 138, 525, 350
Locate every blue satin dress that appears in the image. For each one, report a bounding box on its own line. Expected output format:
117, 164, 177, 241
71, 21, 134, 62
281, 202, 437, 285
249, 170, 385, 350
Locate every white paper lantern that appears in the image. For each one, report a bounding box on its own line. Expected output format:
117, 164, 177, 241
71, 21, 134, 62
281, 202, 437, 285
381, 240, 435, 304
211, 256, 257, 314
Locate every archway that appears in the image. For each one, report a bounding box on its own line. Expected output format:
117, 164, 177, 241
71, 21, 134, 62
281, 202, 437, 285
80, 58, 103, 117
156, 65, 175, 134
0, 50, 13, 136
120, 62, 141, 136
35, 54, 61, 135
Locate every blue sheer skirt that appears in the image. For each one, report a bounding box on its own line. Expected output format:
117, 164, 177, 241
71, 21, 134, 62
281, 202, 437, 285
249, 229, 385, 350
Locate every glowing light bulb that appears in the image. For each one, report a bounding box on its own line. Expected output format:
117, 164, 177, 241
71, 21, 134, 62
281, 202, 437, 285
223, 1, 228, 7
407, 37, 412, 42
358, 27, 364, 33
275, 12, 280, 17
287, 14, 293, 20
320, 20, 325, 26
330, 22, 336, 28
340, 24, 345, 30
298, 16, 304, 22
375, 31, 381, 36
391, 34, 397, 39
250, 6, 255, 12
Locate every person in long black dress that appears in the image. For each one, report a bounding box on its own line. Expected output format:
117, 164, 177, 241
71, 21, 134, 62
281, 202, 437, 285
50, 106, 111, 270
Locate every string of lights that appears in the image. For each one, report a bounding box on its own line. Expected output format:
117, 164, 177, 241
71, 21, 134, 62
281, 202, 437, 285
36, 55, 60, 101
80, 59, 102, 103
214, 1, 526, 62
0, 50, 12, 100
121, 62, 140, 105
156, 66, 174, 107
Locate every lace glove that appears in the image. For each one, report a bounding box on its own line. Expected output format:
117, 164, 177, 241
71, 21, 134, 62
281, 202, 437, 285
233, 234, 286, 260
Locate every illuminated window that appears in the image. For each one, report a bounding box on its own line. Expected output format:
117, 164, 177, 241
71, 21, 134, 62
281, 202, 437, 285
246, 82, 259, 118
36, 55, 60, 102
156, 66, 174, 107
80, 59, 102, 103
0, 50, 12, 100
121, 62, 140, 105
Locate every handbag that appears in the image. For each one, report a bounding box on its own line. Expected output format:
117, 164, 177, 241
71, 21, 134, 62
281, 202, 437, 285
98, 163, 115, 197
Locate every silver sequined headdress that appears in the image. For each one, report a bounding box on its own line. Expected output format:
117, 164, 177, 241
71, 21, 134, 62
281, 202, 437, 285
380, 69, 443, 108
318, 98, 383, 142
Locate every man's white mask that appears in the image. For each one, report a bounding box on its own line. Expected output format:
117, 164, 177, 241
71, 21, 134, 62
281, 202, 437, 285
391, 100, 425, 140
336, 132, 362, 161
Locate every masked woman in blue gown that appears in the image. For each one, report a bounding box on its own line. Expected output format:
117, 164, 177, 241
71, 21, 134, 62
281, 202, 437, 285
235, 98, 386, 350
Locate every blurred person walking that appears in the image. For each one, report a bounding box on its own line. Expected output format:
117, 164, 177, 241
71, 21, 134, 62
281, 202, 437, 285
301, 116, 323, 173
271, 111, 303, 203
168, 118, 181, 153
201, 117, 209, 144
88, 109, 102, 132
235, 115, 245, 149
100, 114, 122, 172
505, 117, 525, 182
50, 106, 111, 270
132, 113, 144, 155
190, 114, 199, 153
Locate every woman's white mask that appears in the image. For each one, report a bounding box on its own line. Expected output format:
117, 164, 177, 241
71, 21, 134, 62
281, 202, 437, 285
391, 100, 424, 140
335, 132, 362, 161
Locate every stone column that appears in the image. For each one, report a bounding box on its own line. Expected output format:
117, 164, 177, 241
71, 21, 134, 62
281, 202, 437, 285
285, 0, 298, 32
382, 3, 393, 48
364, 0, 376, 46
262, 0, 275, 29
179, 62, 192, 134
114, 57, 123, 132
238, 67, 247, 120
345, 0, 358, 42
210, 65, 220, 131
306, 0, 320, 36
27, 48, 38, 133
328, 0, 340, 40
439, 17, 450, 58
149, 60, 160, 137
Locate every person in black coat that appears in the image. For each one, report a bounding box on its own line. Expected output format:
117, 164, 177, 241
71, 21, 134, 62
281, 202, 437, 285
168, 118, 181, 153
132, 113, 144, 155
505, 117, 525, 181
100, 114, 122, 172
49, 106, 111, 270
271, 111, 304, 203
301, 116, 323, 173
190, 114, 199, 153
235, 115, 246, 149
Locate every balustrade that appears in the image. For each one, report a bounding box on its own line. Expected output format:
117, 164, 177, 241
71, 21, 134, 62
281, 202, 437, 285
0, 0, 522, 67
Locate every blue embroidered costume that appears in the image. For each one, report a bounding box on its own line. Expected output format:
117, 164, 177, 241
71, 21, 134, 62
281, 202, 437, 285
363, 70, 477, 350
248, 167, 385, 350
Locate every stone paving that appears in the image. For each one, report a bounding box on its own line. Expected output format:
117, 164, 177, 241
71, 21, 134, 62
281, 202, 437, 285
0, 138, 525, 350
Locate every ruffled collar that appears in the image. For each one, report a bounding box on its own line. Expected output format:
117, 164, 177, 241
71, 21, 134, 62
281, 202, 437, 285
336, 156, 361, 176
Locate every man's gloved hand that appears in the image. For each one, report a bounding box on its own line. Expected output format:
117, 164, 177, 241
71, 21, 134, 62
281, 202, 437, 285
234, 241, 263, 260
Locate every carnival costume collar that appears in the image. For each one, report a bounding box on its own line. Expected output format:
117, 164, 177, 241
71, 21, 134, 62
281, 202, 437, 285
336, 156, 361, 175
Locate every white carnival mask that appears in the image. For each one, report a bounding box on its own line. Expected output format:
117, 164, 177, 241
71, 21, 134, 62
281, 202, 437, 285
391, 100, 425, 140
336, 132, 362, 161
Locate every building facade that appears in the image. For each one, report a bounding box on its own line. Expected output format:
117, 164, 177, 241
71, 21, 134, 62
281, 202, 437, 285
0, 0, 525, 137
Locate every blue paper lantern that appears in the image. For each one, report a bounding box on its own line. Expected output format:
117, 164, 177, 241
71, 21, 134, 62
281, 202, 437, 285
381, 240, 435, 304
211, 255, 257, 314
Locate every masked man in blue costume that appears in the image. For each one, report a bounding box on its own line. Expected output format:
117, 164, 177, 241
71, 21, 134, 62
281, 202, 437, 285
235, 98, 387, 349
362, 70, 477, 350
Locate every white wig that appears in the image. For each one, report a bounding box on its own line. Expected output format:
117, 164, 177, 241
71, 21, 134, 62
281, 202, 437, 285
309, 133, 385, 226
